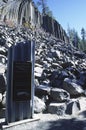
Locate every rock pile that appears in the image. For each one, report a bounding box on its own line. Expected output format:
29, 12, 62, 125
35, 29, 86, 115
0, 24, 86, 116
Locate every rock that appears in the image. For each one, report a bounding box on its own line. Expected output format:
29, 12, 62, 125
55, 50, 62, 59
35, 85, 51, 99
66, 99, 80, 115
51, 79, 63, 88
50, 88, 70, 102
37, 48, 43, 55
35, 79, 40, 87
0, 74, 6, 93
0, 108, 5, 118
0, 93, 2, 103
0, 47, 7, 56
48, 102, 66, 115
0, 64, 6, 73
78, 72, 86, 89
60, 71, 69, 79
74, 51, 85, 58
35, 67, 44, 78
42, 79, 50, 85
50, 71, 69, 88
0, 54, 7, 64
0, 37, 6, 46
84, 90, 86, 96
52, 62, 62, 69
34, 96, 46, 113
46, 57, 53, 63
35, 63, 43, 68
78, 97, 86, 111
2, 91, 6, 107
49, 70, 60, 81
78, 110, 86, 118
51, 50, 61, 59
49, 71, 64, 87
61, 62, 73, 69
63, 78, 84, 96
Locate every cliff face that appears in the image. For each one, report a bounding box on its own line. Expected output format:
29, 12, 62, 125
0, 0, 68, 43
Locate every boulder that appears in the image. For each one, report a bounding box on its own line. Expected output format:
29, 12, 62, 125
50, 71, 69, 88
34, 96, 46, 113
63, 78, 84, 96
48, 102, 66, 115
66, 99, 80, 115
50, 88, 70, 102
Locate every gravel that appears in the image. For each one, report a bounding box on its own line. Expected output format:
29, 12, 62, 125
0, 112, 86, 130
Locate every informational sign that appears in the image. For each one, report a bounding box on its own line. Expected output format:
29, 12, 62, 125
13, 61, 32, 101
6, 41, 35, 123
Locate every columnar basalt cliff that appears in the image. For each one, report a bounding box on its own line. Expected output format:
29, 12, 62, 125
0, 0, 69, 43
0, 0, 86, 120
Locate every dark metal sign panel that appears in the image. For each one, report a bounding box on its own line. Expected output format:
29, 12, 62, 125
13, 61, 32, 101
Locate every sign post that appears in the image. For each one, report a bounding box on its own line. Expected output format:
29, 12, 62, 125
6, 40, 35, 123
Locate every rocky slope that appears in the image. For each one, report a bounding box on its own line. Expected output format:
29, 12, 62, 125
0, 24, 86, 116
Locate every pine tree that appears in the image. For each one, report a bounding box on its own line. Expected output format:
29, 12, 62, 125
37, 0, 47, 15
67, 26, 80, 48
37, 0, 53, 17
81, 28, 85, 42
81, 28, 86, 51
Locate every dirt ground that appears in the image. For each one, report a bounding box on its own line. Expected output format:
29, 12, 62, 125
32, 112, 86, 130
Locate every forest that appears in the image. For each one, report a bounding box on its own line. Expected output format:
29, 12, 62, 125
67, 27, 86, 53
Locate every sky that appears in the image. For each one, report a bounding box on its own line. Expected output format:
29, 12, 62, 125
34, 0, 86, 37
47, 0, 86, 37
